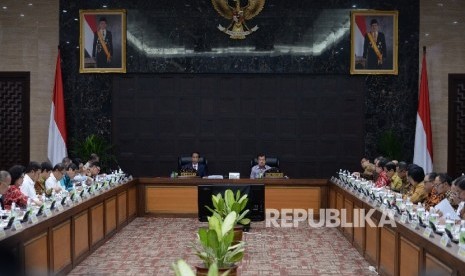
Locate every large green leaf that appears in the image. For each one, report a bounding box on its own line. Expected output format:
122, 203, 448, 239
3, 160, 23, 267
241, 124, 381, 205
224, 190, 235, 210
198, 228, 208, 247
207, 230, 219, 249
208, 216, 222, 240
222, 211, 236, 236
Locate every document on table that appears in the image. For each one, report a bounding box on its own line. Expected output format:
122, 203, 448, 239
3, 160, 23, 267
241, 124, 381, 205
434, 198, 460, 220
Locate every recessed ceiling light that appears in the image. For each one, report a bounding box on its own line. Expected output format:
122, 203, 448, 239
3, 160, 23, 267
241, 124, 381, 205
74, 18, 78, 21
63, 9, 67, 13
102, 5, 107, 8
425, 33, 430, 36
453, 21, 458, 24
20, 13, 24, 17
66, 41, 70, 44
28, 3, 33, 6
352, 5, 357, 8
437, 3, 443, 6
2, 6, 7, 10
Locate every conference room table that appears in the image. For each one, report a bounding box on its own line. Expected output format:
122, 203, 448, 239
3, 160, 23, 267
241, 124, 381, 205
328, 178, 465, 276
1, 176, 464, 275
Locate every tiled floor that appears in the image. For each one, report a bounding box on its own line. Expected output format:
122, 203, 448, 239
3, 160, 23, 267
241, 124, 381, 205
69, 218, 377, 275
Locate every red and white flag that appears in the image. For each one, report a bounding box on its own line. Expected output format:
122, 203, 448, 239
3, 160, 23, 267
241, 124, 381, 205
413, 48, 433, 173
47, 50, 68, 166
83, 15, 97, 58
354, 15, 367, 58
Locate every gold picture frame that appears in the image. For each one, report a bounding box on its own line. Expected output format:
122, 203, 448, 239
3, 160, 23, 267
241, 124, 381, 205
79, 9, 126, 73
350, 10, 398, 75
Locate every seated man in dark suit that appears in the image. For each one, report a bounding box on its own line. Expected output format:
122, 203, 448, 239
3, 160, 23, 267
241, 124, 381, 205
182, 152, 207, 177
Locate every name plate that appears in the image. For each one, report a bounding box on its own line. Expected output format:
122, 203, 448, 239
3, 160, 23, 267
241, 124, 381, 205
440, 234, 451, 247
265, 172, 284, 178
458, 245, 465, 259
44, 209, 53, 217
410, 220, 419, 229
13, 221, 23, 231
400, 214, 408, 224
0, 229, 5, 238
30, 213, 38, 224
179, 172, 197, 177
423, 227, 433, 238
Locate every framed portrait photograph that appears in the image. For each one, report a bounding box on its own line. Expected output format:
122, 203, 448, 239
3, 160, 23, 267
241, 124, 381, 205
350, 10, 398, 75
79, 9, 126, 73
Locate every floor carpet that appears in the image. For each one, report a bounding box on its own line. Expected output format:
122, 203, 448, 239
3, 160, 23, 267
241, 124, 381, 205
69, 218, 377, 275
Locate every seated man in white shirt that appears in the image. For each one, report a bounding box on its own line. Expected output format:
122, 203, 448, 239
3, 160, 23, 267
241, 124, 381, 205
250, 153, 271, 179
20, 161, 43, 205
45, 163, 66, 193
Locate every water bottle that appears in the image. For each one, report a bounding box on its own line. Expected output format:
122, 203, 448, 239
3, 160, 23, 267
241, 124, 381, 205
11, 202, 16, 218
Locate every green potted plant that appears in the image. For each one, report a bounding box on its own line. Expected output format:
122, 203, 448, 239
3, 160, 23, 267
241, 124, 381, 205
193, 211, 245, 276
205, 189, 251, 241
70, 134, 116, 172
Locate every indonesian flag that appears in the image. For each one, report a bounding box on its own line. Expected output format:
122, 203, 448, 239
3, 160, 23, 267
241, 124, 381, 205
354, 15, 367, 57
413, 48, 433, 173
83, 15, 97, 58
47, 50, 68, 166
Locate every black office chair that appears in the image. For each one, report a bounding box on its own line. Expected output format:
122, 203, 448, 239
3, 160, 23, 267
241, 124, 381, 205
178, 155, 208, 171
250, 157, 280, 168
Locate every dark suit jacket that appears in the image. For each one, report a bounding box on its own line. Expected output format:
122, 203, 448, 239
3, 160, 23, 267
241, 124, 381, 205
182, 163, 207, 177
92, 30, 113, 68
363, 32, 387, 69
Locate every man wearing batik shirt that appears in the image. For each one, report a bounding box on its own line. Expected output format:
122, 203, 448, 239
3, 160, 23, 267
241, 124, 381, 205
406, 164, 427, 204
386, 162, 402, 192
425, 173, 452, 210
374, 158, 390, 188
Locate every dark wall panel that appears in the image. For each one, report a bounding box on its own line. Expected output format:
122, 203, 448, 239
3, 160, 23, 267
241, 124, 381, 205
113, 74, 365, 177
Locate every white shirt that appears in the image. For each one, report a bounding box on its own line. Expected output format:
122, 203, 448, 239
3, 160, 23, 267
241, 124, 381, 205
45, 173, 61, 191
20, 174, 38, 200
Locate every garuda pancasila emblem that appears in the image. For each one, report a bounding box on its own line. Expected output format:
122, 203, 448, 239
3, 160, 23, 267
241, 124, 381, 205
212, 0, 265, 39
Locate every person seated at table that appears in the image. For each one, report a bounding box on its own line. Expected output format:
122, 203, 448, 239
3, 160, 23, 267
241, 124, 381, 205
182, 152, 207, 177
0, 171, 12, 209
374, 157, 390, 188
372, 155, 384, 181
62, 156, 72, 168
449, 178, 462, 210
20, 161, 43, 206
250, 153, 271, 179
386, 162, 402, 192
84, 153, 99, 170
423, 172, 439, 210
45, 163, 66, 193
60, 163, 78, 191
73, 158, 92, 184
353, 157, 375, 179
396, 161, 410, 194
35, 161, 52, 195
87, 162, 101, 179
405, 164, 427, 204
3, 165, 28, 210
452, 175, 465, 219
